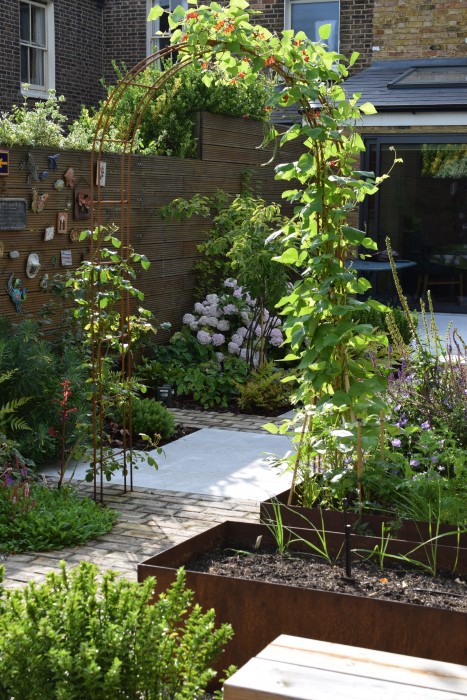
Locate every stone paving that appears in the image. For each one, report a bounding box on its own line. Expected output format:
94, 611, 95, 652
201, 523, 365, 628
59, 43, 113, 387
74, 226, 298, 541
1, 410, 279, 590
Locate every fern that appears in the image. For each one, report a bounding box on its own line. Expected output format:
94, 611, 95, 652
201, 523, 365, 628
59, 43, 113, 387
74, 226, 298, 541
0, 371, 31, 433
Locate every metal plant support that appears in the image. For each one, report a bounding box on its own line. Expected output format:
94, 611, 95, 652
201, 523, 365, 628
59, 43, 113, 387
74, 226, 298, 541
89, 45, 194, 502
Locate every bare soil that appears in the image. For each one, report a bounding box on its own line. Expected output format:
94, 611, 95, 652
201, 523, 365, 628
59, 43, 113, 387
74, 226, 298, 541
188, 545, 467, 612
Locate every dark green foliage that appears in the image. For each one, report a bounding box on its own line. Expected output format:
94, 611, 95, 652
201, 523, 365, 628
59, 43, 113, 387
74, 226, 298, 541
142, 329, 250, 408
0, 485, 117, 553
0, 319, 87, 464
0, 563, 232, 699
113, 398, 175, 441
236, 361, 292, 414
68, 61, 271, 158
172, 355, 249, 409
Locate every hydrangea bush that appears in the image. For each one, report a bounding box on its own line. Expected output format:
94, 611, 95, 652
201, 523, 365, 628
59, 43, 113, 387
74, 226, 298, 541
182, 279, 283, 368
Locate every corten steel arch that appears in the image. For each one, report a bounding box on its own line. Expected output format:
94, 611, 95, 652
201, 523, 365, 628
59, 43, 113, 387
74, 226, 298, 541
88, 40, 298, 502
89, 44, 198, 502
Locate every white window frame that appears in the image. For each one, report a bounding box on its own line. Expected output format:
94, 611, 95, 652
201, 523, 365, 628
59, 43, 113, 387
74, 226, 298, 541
284, 0, 340, 52
146, 0, 188, 57
20, 0, 55, 99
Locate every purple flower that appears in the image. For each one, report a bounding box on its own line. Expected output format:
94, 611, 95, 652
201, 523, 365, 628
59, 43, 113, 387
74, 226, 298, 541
228, 341, 240, 355
196, 330, 211, 345
269, 328, 283, 347
391, 438, 402, 448
421, 421, 430, 430
233, 288, 242, 298
217, 319, 230, 332
410, 459, 420, 467
183, 313, 196, 325
231, 333, 243, 346
211, 333, 225, 347
223, 303, 237, 315
224, 278, 237, 288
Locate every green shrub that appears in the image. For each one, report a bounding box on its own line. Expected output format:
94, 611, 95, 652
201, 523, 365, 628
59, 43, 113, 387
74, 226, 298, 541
0, 485, 117, 553
0, 563, 232, 699
352, 304, 415, 345
237, 361, 292, 414
0, 319, 88, 464
172, 356, 249, 409
113, 398, 175, 441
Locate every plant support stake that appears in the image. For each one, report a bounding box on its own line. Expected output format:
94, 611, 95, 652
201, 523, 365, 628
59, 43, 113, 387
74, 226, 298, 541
345, 523, 352, 578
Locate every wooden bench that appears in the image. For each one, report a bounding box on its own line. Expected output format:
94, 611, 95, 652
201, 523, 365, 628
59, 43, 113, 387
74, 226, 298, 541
223, 635, 467, 699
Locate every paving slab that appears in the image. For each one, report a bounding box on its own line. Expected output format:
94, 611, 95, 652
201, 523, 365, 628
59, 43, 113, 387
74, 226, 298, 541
41, 428, 294, 501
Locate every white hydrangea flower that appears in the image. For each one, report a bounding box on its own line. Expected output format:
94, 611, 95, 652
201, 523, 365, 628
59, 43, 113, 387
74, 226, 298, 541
194, 302, 204, 314
231, 333, 243, 346
183, 313, 196, 325
217, 319, 230, 332
212, 333, 225, 346
197, 330, 212, 345
228, 341, 240, 355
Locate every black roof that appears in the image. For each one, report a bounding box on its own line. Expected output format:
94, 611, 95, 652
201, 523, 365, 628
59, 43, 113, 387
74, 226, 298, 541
344, 58, 467, 111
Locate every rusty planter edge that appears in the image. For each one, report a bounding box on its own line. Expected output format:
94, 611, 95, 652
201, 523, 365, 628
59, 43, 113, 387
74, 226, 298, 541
137, 520, 467, 681
260, 488, 467, 549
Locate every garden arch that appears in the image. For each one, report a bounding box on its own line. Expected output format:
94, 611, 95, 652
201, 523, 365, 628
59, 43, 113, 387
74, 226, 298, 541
88, 6, 384, 503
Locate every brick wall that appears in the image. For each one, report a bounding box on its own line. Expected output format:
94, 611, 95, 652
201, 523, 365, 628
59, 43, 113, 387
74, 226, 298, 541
102, 0, 148, 85
0, 0, 105, 122
248, 0, 375, 70
372, 0, 467, 60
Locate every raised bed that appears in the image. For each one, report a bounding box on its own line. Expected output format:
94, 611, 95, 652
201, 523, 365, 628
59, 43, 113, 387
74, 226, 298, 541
138, 520, 467, 682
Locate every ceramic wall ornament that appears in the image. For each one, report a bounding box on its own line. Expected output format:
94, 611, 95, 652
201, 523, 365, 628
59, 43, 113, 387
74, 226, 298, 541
57, 211, 68, 234
64, 167, 75, 188
9, 250, 19, 259
69, 228, 80, 243
21, 152, 39, 185
0, 149, 9, 177
44, 226, 55, 241
6, 273, 27, 313
39, 171, 49, 180
54, 178, 65, 191
60, 249, 72, 267
31, 189, 49, 213
74, 189, 91, 221
26, 253, 41, 279
96, 161, 106, 187
39, 273, 49, 290
48, 154, 60, 171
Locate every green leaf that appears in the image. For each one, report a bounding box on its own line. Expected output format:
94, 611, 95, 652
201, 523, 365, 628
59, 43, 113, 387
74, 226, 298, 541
147, 5, 164, 20
111, 237, 121, 249
318, 23, 331, 40
359, 102, 377, 115
274, 247, 298, 264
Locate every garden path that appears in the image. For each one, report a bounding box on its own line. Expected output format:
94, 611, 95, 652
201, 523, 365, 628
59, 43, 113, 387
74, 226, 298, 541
2, 410, 294, 590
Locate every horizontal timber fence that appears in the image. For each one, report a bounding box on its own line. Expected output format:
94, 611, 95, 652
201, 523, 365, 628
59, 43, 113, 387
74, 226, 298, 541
0, 112, 301, 339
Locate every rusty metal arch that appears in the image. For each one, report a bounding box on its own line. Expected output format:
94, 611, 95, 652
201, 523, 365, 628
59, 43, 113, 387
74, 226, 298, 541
88, 43, 202, 502
87, 39, 289, 501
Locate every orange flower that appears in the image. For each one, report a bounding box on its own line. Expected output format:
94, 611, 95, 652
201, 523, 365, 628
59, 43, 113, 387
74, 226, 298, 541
224, 23, 235, 34
294, 39, 302, 46
214, 19, 225, 30
265, 56, 275, 66
186, 11, 198, 20
264, 106, 271, 112
282, 94, 289, 103
242, 114, 250, 119
230, 78, 237, 85
181, 33, 188, 42
237, 71, 246, 79
379, 578, 389, 584
304, 55, 310, 62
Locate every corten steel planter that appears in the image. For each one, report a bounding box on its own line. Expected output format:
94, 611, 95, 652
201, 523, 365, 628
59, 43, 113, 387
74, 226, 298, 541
260, 487, 467, 549
138, 521, 467, 681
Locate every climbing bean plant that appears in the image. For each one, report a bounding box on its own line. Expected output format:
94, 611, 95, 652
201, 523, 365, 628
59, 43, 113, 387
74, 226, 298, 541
149, 0, 390, 481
